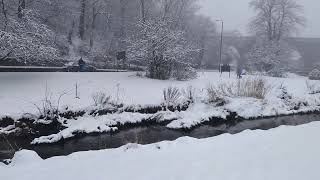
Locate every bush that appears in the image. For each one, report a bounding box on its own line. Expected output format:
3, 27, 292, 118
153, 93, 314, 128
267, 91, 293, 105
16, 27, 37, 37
276, 84, 307, 110
309, 69, 320, 80
147, 56, 172, 80
92, 92, 111, 108
208, 77, 271, 101
267, 66, 287, 78
172, 62, 197, 81
163, 87, 181, 106
146, 55, 197, 81
306, 81, 320, 94
206, 86, 226, 106
182, 86, 196, 103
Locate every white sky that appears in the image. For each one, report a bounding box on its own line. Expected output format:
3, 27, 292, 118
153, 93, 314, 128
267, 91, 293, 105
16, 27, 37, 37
198, 0, 320, 38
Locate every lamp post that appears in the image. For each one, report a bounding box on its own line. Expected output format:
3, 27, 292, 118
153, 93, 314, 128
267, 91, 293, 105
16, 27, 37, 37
216, 19, 224, 73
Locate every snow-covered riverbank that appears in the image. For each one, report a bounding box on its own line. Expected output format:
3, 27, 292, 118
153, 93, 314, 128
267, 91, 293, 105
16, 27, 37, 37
1, 72, 320, 144
2, 121, 320, 180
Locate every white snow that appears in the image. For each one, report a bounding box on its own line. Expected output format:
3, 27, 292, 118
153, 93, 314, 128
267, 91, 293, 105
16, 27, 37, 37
31, 112, 153, 144
1, 122, 320, 180
10, 150, 42, 167
166, 103, 228, 129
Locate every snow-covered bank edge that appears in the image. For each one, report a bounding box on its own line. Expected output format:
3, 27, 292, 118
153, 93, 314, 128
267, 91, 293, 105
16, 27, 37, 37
1, 96, 320, 145
2, 77, 320, 145
2, 121, 320, 180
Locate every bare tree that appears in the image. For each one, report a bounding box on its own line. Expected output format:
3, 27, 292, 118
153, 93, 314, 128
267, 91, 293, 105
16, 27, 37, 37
249, 0, 305, 41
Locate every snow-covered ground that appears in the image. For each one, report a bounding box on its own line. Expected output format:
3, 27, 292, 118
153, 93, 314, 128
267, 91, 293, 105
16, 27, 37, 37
2, 71, 320, 144
2, 122, 320, 180
0, 71, 315, 117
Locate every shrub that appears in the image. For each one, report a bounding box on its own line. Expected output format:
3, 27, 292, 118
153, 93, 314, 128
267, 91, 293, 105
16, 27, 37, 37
206, 86, 226, 106
135, 71, 144, 77
267, 66, 287, 78
309, 69, 320, 80
92, 92, 111, 107
147, 56, 172, 80
208, 77, 271, 101
163, 87, 181, 106
182, 86, 196, 103
237, 77, 271, 99
276, 84, 307, 110
29, 91, 67, 120
172, 62, 198, 81
146, 56, 197, 81
306, 81, 320, 94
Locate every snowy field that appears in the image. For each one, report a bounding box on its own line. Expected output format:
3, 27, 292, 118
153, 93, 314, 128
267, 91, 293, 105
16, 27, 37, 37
0, 71, 313, 117
1, 121, 320, 180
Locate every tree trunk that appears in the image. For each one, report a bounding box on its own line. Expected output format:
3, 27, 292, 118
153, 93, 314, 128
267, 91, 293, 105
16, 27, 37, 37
119, 0, 126, 50
1, 0, 7, 30
79, 0, 86, 40
68, 20, 75, 44
90, 6, 97, 49
140, 0, 146, 22
17, 0, 26, 19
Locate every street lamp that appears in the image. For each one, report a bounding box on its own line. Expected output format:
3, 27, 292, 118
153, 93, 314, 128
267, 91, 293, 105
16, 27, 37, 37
216, 19, 224, 73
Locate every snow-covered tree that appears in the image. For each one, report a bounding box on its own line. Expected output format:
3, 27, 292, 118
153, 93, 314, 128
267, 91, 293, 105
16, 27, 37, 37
309, 69, 320, 80
247, 0, 305, 77
0, 10, 59, 65
127, 19, 198, 80
247, 40, 293, 77
249, 0, 305, 41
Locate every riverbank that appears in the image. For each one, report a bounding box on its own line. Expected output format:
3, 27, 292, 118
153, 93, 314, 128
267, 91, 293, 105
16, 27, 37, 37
2, 121, 320, 180
2, 113, 320, 160
1, 72, 320, 145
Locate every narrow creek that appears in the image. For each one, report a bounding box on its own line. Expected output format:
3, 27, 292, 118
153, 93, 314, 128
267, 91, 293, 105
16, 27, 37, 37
1, 113, 320, 160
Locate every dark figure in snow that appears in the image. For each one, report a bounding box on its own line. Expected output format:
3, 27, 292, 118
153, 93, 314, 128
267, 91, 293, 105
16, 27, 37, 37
237, 65, 243, 79
78, 57, 86, 72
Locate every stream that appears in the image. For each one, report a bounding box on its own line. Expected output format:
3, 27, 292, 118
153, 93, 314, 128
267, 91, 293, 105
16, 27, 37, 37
1, 113, 320, 160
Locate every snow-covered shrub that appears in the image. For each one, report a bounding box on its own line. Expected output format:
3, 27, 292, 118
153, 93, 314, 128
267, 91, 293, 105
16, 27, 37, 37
277, 84, 293, 101
247, 40, 291, 77
267, 66, 287, 78
172, 61, 197, 81
206, 85, 226, 106
136, 72, 144, 77
210, 77, 271, 100
276, 84, 307, 110
309, 69, 320, 80
182, 86, 196, 103
147, 55, 172, 80
127, 19, 198, 80
163, 87, 181, 106
92, 92, 111, 108
306, 81, 320, 94
237, 77, 271, 99
30, 92, 66, 120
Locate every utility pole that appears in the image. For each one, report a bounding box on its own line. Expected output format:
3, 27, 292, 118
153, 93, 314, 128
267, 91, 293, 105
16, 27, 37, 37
216, 20, 224, 73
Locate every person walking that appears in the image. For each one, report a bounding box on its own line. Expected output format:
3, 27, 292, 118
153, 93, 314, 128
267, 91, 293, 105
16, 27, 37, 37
78, 57, 86, 72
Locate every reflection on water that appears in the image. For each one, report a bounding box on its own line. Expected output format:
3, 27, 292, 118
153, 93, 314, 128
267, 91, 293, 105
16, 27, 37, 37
1, 114, 320, 159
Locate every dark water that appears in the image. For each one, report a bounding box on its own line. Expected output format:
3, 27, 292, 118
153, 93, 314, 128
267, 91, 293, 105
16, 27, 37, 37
1, 114, 320, 160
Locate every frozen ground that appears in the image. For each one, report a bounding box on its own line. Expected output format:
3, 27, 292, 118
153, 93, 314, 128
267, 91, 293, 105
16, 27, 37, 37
1, 121, 320, 180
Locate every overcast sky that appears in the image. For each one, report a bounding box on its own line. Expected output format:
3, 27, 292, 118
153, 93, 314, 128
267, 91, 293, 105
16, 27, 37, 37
198, 0, 320, 38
